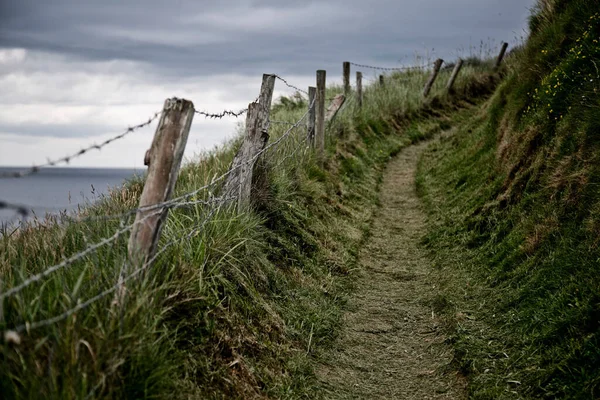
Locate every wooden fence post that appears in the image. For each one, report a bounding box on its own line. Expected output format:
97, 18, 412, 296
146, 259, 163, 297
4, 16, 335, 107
494, 42, 509, 70
343, 61, 351, 95
325, 95, 346, 122
379, 75, 384, 87
356, 71, 363, 109
316, 70, 326, 163
423, 58, 444, 98
128, 98, 194, 266
222, 74, 275, 209
446, 58, 464, 93
307, 86, 316, 147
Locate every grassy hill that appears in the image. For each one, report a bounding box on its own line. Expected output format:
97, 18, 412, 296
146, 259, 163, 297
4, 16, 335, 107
417, 0, 600, 398
0, 56, 496, 397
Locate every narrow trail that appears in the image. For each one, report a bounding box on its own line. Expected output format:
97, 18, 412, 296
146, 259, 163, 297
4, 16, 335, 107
317, 139, 465, 399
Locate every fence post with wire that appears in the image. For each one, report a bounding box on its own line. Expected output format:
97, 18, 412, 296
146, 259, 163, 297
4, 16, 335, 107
127, 98, 194, 269
308, 86, 316, 147
0, 50, 509, 346
423, 59, 444, 98
447, 58, 464, 93
343, 61, 351, 95
223, 74, 276, 210
495, 42, 509, 70
316, 70, 327, 163
356, 71, 363, 109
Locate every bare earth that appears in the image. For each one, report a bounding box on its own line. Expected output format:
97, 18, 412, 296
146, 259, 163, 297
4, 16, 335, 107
317, 141, 466, 399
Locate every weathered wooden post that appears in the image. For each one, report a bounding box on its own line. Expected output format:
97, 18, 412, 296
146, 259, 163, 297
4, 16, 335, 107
379, 74, 384, 87
494, 42, 509, 70
343, 61, 351, 95
307, 86, 316, 147
325, 95, 346, 122
356, 71, 363, 109
128, 98, 194, 266
316, 70, 326, 162
446, 58, 464, 93
423, 59, 444, 98
222, 74, 276, 209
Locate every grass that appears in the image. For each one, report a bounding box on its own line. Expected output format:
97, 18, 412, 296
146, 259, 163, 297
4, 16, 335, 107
416, 1, 600, 398
0, 59, 496, 398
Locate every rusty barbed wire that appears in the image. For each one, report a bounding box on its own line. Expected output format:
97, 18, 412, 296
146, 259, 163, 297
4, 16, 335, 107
193, 96, 261, 119
0, 111, 162, 179
194, 107, 248, 119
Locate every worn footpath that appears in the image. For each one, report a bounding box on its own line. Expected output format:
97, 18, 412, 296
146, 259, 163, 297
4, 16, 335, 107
317, 140, 465, 399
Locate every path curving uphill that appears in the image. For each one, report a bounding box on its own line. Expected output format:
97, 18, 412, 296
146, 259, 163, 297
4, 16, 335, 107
317, 139, 465, 399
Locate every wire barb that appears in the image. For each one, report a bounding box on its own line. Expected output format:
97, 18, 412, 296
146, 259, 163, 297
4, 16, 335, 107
194, 107, 248, 119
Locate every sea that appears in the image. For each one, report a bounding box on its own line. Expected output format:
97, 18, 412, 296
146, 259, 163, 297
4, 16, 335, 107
0, 167, 142, 227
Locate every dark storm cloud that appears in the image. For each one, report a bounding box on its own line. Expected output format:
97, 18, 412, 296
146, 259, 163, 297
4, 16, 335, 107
1, 0, 535, 76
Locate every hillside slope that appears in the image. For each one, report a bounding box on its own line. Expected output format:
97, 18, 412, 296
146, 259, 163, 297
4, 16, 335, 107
0, 57, 497, 397
417, 1, 600, 398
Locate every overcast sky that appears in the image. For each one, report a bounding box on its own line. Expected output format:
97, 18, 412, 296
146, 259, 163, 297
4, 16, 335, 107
0, 0, 535, 168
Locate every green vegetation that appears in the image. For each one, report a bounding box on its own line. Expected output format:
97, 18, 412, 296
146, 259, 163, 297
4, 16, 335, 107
417, 1, 600, 398
0, 58, 495, 398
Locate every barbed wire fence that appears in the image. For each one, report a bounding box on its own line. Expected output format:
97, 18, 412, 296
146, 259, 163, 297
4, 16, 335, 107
0, 73, 320, 340
0, 44, 511, 343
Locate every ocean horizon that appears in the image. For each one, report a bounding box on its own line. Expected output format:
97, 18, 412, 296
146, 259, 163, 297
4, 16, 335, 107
0, 166, 143, 226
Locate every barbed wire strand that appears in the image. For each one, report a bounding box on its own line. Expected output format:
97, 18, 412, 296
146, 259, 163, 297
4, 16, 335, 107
1, 80, 314, 300
0, 111, 162, 179
0, 73, 309, 181
194, 107, 248, 119
6, 204, 221, 335
74, 95, 316, 225
0, 194, 235, 301
348, 61, 433, 71
269, 120, 299, 126
272, 75, 309, 96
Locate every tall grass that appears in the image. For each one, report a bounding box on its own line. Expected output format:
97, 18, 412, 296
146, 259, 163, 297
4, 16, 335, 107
0, 60, 495, 398
417, 1, 600, 398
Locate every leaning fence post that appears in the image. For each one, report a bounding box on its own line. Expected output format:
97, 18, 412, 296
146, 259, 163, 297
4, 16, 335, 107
128, 98, 194, 267
343, 61, 351, 95
379, 75, 384, 87
222, 74, 275, 210
325, 95, 346, 123
307, 86, 316, 147
316, 70, 326, 163
356, 71, 363, 109
494, 42, 509, 70
446, 58, 464, 93
423, 59, 444, 98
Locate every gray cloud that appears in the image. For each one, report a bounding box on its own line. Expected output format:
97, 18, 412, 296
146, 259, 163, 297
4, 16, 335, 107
0, 0, 536, 166
1, 0, 535, 76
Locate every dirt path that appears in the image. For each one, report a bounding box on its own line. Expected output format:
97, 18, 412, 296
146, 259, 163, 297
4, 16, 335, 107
317, 140, 465, 399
